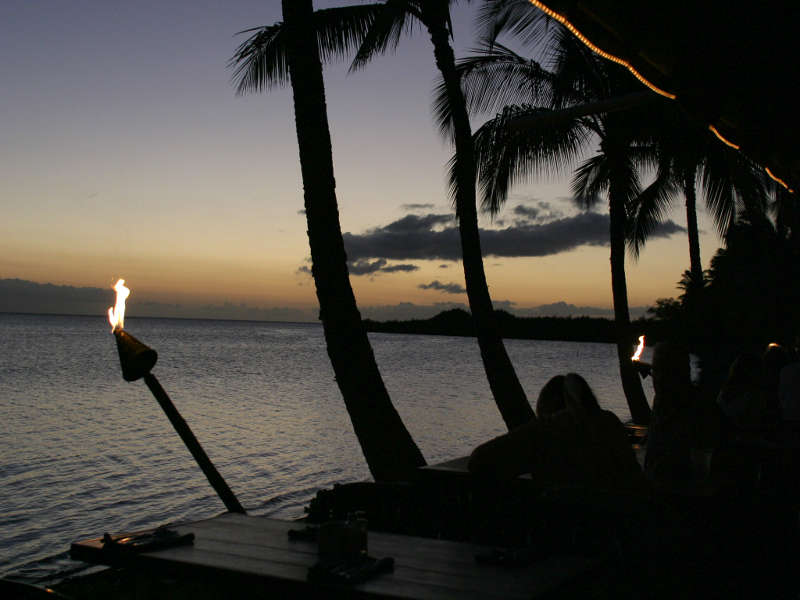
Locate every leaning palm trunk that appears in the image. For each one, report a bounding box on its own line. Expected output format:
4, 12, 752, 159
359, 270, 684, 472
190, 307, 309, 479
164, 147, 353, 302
282, 0, 425, 481
424, 7, 534, 430
683, 168, 703, 287
608, 181, 651, 425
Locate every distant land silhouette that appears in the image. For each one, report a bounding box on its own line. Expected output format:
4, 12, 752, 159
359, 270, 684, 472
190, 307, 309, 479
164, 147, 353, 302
364, 308, 659, 344
0, 278, 648, 324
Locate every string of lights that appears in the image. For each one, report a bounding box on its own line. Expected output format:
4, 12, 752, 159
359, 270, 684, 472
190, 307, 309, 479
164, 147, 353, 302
527, 0, 793, 193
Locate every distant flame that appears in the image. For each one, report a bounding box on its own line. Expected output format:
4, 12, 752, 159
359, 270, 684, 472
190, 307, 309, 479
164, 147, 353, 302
631, 335, 645, 361
108, 279, 130, 333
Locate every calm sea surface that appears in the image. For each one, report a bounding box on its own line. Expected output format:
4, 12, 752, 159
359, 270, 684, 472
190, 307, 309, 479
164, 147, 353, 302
0, 313, 654, 583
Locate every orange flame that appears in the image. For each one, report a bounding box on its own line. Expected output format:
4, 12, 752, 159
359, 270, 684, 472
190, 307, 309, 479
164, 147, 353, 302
108, 279, 130, 333
631, 335, 645, 361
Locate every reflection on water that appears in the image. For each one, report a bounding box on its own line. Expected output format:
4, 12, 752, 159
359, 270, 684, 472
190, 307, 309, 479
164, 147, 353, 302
0, 313, 648, 582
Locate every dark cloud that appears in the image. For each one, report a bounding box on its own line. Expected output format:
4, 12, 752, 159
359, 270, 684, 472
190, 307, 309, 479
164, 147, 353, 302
400, 203, 435, 211
381, 263, 419, 273
0, 278, 112, 316
344, 211, 685, 262
380, 213, 453, 233
349, 259, 389, 275
493, 299, 517, 311
298, 258, 418, 277
511, 201, 564, 225
348, 258, 419, 275
513, 204, 540, 220
418, 280, 466, 294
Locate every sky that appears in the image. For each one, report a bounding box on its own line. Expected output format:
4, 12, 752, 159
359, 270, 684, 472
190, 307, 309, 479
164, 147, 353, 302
0, 0, 724, 322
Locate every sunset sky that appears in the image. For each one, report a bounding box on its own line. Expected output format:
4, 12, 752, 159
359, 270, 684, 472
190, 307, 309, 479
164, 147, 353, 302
0, 0, 722, 321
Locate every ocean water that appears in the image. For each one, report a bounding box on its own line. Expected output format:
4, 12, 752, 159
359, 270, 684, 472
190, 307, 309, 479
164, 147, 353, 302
0, 313, 653, 583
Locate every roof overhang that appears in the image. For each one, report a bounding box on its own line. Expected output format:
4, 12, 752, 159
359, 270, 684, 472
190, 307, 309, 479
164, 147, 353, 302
528, 0, 799, 191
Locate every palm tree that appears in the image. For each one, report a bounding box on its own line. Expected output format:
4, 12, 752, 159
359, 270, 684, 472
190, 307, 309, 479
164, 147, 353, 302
444, 29, 658, 423
232, 0, 535, 431
349, 0, 535, 429
232, 0, 425, 481
633, 112, 768, 298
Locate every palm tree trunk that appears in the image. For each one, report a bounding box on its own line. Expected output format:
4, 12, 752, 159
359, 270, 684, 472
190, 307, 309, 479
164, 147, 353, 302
282, 0, 425, 481
608, 181, 651, 425
423, 4, 534, 430
683, 169, 703, 287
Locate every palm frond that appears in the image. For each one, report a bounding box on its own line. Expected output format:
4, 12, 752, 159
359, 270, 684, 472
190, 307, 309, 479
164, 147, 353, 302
477, 0, 553, 50
701, 147, 767, 237
315, 5, 384, 64
466, 104, 589, 214
629, 168, 679, 258
229, 23, 290, 95
548, 29, 606, 106
229, 5, 383, 95
349, 0, 416, 72
432, 42, 554, 140
571, 155, 609, 210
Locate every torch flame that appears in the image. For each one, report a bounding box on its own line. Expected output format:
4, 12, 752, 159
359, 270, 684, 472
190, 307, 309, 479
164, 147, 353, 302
631, 335, 645, 361
108, 279, 130, 333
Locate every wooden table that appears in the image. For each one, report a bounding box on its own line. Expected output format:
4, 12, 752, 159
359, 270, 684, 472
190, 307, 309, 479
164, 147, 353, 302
71, 514, 600, 599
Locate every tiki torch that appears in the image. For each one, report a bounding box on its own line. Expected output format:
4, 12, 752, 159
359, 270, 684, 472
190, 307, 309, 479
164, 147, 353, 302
107, 279, 245, 514
631, 335, 652, 378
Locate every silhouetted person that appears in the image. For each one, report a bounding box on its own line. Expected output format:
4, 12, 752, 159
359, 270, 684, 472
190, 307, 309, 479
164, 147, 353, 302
779, 359, 800, 421
716, 353, 768, 428
535, 374, 567, 417
645, 343, 723, 484
469, 373, 647, 494
763, 344, 790, 423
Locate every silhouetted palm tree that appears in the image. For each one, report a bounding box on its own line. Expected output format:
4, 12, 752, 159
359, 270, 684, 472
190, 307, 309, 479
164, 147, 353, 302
444, 30, 657, 423
633, 112, 768, 297
231, 0, 425, 481
232, 0, 534, 430
349, 0, 534, 429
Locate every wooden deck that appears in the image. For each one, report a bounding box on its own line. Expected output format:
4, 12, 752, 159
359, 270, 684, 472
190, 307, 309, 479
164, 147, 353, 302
71, 514, 600, 599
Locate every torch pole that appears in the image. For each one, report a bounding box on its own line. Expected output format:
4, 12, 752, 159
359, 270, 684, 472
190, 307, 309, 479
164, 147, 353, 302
142, 373, 245, 514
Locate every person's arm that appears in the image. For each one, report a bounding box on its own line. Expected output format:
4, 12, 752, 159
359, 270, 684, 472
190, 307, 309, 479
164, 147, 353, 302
468, 420, 538, 481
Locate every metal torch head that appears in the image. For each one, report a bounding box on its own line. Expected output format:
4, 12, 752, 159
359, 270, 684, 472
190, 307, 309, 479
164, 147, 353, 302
114, 329, 158, 381
632, 360, 652, 379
